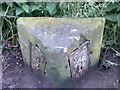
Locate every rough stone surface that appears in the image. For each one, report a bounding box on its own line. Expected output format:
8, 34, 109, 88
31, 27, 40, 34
17, 17, 105, 84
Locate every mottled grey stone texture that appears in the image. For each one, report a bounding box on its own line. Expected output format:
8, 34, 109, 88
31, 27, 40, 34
17, 17, 105, 84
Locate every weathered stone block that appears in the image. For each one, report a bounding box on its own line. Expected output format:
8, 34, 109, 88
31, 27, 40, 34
17, 17, 105, 84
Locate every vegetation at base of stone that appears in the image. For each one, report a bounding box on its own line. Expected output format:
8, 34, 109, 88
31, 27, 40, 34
1, 2, 120, 55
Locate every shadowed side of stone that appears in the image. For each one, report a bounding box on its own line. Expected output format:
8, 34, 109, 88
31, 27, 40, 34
17, 17, 105, 84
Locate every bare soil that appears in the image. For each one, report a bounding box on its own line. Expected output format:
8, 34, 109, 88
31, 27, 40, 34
2, 47, 119, 88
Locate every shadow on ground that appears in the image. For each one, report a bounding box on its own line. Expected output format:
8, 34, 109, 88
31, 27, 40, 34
2, 47, 119, 88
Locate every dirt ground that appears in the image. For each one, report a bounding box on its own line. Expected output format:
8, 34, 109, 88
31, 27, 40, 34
2, 47, 119, 88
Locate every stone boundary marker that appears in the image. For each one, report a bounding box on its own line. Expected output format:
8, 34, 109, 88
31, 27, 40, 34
17, 17, 105, 84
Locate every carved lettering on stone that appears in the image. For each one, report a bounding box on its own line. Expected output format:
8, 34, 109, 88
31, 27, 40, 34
69, 41, 90, 78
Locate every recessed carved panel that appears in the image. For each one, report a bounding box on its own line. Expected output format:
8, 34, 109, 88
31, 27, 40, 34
31, 44, 46, 72
69, 41, 90, 78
